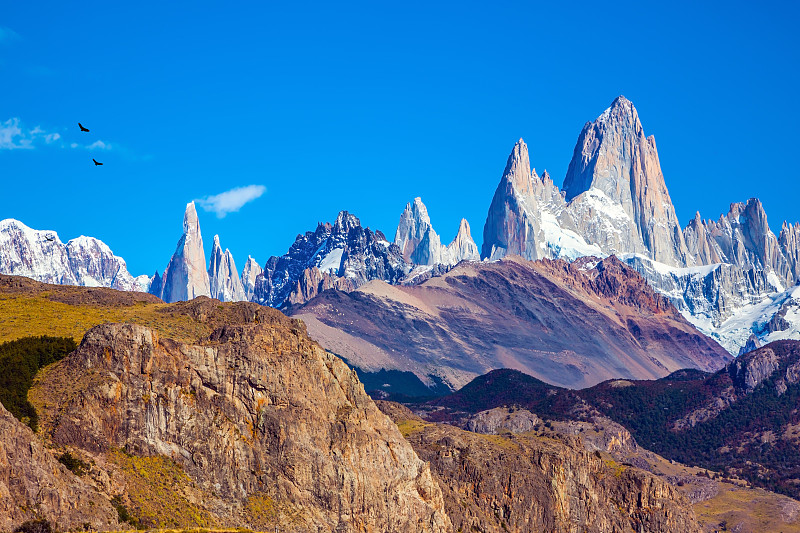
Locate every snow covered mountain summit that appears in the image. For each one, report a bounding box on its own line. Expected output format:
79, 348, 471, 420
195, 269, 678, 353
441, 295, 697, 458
0, 218, 148, 291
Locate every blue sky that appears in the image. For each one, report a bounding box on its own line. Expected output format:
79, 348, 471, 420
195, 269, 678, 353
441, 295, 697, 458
1, 1, 798, 276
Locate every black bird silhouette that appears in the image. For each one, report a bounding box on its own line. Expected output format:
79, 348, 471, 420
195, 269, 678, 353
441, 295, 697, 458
92, 158, 103, 166
45, 235, 55, 242
78, 123, 90, 132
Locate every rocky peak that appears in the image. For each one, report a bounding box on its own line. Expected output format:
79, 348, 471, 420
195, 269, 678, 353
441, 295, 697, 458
779, 221, 800, 281
207, 235, 246, 302
503, 138, 536, 196
253, 210, 410, 308
240, 255, 262, 301
561, 96, 689, 266
481, 138, 547, 261
158, 201, 211, 303
394, 197, 444, 265
445, 218, 480, 264
693, 198, 791, 284
0, 218, 144, 290
29, 307, 451, 531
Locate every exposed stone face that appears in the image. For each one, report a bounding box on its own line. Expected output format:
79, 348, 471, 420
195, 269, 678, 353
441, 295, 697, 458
253, 211, 410, 308
739, 334, 762, 356
779, 221, 800, 282
159, 202, 211, 303
394, 197, 444, 265
35, 315, 451, 532
379, 402, 701, 533
445, 218, 480, 264
207, 234, 247, 302
394, 198, 480, 267
0, 403, 119, 531
240, 256, 262, 301
686, 199, 793, 285
464, 407, 540, 434
481, 139, 550, 261
562, 96, 689, 266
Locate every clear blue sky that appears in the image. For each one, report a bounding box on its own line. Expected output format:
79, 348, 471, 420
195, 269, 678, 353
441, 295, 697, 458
1, 1, 798, 277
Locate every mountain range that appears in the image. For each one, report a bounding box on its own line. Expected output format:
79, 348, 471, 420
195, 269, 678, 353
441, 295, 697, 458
3, 96, 799, 357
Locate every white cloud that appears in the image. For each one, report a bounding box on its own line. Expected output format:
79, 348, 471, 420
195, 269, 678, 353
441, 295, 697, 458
0, 118, 34, 149
197, 185, 267, 218
0, 118, 66, 149
87, 140, 111, 150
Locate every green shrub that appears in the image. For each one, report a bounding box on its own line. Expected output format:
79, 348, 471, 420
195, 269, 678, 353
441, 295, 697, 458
111, 495, 137, 527
13, 520, 53, 533
58, 451, 89, 476
0, 335, 76, 431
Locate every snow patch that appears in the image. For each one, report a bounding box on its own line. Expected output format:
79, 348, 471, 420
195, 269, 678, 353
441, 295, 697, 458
318, 248, 344, 274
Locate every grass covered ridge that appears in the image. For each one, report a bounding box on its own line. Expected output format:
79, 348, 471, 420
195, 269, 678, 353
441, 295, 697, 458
0, 293, 209, 345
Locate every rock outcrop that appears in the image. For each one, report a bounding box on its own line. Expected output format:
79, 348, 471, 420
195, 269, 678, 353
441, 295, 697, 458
207, 235, 246, 302
379, 402, 701, 533
0, 402, 120, 531
158, 202, 211, 303
30, 308, 451, 532
253, 211, 410, 308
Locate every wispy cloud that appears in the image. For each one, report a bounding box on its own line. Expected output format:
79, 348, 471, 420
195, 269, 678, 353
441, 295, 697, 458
70, 139, 112, 150
0, 118, 60, 149
197, 185, 267, 218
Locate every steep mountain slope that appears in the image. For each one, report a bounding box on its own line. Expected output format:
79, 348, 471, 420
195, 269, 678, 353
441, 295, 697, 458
292, 255, 730, 392
157, 201, 211, 303
378, 401, 701, 533
0, 402, 120, 531
22, 300, 450, 532
428, 340, 800, 502
0, 219, 148, 291
253, 211, 410, 308
411, 375, 800, 533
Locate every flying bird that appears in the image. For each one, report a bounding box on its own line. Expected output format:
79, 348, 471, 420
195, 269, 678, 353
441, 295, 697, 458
78, 123, 90, 132
45, 235, 55, 242
92, 158, 103, 166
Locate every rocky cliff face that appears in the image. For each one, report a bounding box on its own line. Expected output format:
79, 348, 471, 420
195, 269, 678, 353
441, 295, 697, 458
684, 199, 791, 283
562, 96, 689, 266
0, 219, 147, 292
207, 235, 247, 302
445, 218, 480, 264
378, 402, 700, 533
394, 197, 445, 265
240, 256, 262, 301
483, 139, 574, 261
394, 198, 479, 266
253, 211, 411, 308
0, 402, 120, 531
30, 306, 450, 532
158, 202, 211, 303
